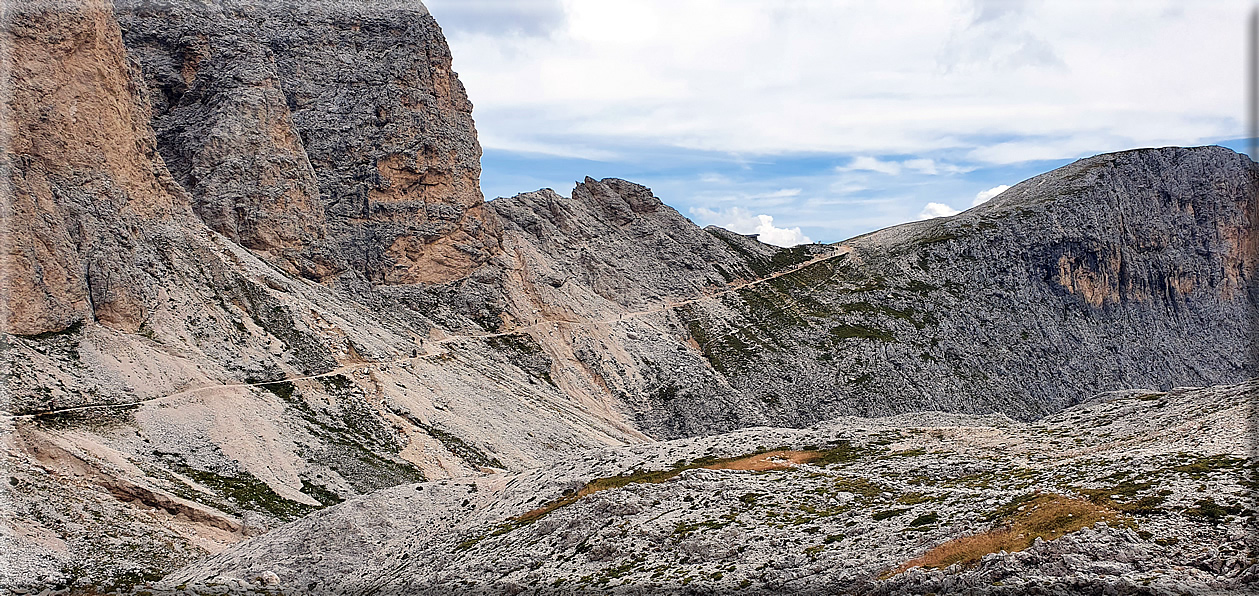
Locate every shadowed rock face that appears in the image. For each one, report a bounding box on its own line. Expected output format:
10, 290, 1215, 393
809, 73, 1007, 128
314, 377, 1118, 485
115, 0, 499, 283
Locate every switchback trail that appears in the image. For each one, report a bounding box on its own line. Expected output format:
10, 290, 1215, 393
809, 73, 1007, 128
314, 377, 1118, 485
3, 246, 852, 422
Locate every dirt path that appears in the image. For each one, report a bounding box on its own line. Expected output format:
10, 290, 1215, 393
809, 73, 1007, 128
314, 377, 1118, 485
3, 246, 852, 422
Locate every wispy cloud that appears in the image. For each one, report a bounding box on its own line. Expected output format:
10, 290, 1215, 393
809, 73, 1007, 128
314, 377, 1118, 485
439, 1, 1244, 161
838, 156, 974, 176
430, 1, 1248, 242
840, 156, 904, 176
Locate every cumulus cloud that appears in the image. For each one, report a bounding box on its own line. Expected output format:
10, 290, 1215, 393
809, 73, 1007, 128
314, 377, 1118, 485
912, 184, 1008, 220
689, 207, 812, 247
917, 202, 962, 220
972, 184, 1011, 206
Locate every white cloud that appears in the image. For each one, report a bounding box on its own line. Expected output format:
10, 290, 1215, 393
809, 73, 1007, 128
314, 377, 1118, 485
476, 132, 622, 160
904, 158, 973, 176
441, 1, 1246, 164
838, 156, 972, 176
690, 206, 812, 247
840, 156, 902, 175
917, 202, 962, 220
764, 188, 803, 198
972, 184, 1011, 206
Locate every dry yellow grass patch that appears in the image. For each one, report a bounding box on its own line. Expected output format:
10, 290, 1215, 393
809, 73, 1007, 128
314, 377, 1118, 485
702, 450, 819, 471
888, 494, 1127, 576
510, 445, 867, 525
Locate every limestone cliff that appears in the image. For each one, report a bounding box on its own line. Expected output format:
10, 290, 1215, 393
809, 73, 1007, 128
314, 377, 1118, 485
2, 0, 192, 335
0, 4, 631, 590
115, 0, 499, 283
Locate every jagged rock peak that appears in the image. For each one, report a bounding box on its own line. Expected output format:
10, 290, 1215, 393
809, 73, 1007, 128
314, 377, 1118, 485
574, 177, 665, 218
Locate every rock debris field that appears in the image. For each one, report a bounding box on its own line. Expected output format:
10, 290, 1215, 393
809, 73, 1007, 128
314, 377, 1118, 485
123, 381, 1256, 595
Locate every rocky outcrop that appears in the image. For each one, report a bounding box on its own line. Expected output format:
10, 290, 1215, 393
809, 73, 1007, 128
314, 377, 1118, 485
492, 178, 783, 314
156, 381, 1259, 595
115, 0, 499, 283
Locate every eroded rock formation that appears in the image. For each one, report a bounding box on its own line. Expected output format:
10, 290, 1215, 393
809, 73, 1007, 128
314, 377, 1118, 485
2, 0, 192, 335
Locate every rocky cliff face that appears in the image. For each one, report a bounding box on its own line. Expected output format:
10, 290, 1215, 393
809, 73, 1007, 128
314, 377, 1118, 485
0, 3, 630, 589
1, 0, 196, 335
115, 0, 499, 283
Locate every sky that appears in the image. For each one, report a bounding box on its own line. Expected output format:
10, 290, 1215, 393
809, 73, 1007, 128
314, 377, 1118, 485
424, 0, 1253, 246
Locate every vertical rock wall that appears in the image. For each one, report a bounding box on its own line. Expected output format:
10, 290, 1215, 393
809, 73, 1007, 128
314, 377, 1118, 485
115, 0, 500, 283
2, 0, 193, 335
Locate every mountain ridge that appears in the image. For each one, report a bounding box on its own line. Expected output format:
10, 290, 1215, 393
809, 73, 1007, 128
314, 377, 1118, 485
1, 0, 1256, 592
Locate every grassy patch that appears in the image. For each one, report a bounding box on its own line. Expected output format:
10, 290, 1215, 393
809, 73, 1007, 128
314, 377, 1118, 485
507, 443, 872, 527
888, 448, 928, 458
873, 508, 910, 521
768, 245, 818, 271
319, 374, 354, 391
1172, 454, 1246, 476
889, 494, 1126, 576
172, 464, 319, 520
258, 381, 296, 400
908, 512, 939, 527
300, 479, 345, 507
1073, 479, 1166, 515
897, 492, 934, 505
1183, 497, 1246, 521
831, 476, 885, 498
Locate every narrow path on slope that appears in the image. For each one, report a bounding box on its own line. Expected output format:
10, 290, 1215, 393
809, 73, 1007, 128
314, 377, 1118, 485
2, 246, 853, 421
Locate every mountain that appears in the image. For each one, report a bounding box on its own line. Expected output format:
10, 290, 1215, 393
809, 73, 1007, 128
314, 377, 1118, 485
478, 152, 1256, 438
1, 0, 1255, 593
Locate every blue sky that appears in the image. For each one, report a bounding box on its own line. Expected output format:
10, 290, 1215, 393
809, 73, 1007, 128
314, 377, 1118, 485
426, 0, 1253, 245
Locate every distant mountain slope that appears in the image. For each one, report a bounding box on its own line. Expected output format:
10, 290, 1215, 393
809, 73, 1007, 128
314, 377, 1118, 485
474, 147, 1256, 437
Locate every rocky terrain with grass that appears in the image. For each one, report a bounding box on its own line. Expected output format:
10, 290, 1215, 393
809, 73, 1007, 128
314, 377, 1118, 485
135, 381, 1259, 594
2, 0, 1257, 594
